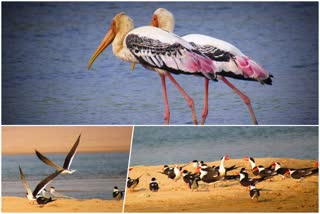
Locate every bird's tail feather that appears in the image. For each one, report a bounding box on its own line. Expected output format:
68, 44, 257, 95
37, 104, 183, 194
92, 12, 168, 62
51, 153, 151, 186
234, 56, 272, 85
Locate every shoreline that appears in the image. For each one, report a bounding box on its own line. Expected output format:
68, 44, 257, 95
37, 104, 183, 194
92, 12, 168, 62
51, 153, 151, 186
2, 149, 129, 156
125, 157, 318, 212
2, 196, 124, 212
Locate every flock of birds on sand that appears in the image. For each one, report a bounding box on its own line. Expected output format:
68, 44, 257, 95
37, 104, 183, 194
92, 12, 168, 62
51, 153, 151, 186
18, 134, 126, 206
127, 155, 318, 201
88, 8, 273, 125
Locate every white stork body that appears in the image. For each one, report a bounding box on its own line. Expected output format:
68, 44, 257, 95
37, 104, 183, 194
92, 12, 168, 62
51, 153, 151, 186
124, 27, 216, 78
88, 13, 216, 124
151, 8, 272, 125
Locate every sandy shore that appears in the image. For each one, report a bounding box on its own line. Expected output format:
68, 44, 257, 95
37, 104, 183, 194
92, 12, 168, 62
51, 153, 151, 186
2, 196, 123, 212
125, 157, 318, 212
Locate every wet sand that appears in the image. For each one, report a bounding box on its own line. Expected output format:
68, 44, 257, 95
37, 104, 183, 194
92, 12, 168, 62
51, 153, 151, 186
2, 196, 123, 212
125, 157, 318, 212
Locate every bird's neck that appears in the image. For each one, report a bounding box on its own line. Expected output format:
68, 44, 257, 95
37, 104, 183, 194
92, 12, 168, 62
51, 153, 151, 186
219, 158, 225, 170
250, 160, 256, 169
112, 27, 137, 63
159, 19, 174, 33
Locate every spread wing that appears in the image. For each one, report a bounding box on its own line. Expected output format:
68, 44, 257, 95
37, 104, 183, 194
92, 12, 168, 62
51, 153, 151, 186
32, 170, 63, 197
19, 166, 33, 197
63, 134, 81, 170
35, 149, 63, 171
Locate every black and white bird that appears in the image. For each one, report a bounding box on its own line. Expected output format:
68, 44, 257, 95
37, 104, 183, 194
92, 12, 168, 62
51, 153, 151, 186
182, 170, 200, 191
149, 177, 160, 192
238, 168, 265, 187
199, 164, 223, 184
35, 134, 81, 174
249, 185, 260, 201
127, 175, 143, 191
272, 162, 289, 178
253, 165, 277, 179
244, 156, 273, 176
160, 165, 174, 177
48, 187, 73, 199
285, 167, 318, 180
19, 166, 62, 205
213, 154, 238, 176
113, 186, 124, 200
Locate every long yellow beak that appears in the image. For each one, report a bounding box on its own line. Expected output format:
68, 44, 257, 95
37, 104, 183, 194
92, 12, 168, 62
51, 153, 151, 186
87, 28, 115, 70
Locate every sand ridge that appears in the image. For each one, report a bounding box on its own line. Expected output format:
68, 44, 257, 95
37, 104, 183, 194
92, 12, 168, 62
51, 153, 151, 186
125, 157, 318, 212
2, 196, 124, 212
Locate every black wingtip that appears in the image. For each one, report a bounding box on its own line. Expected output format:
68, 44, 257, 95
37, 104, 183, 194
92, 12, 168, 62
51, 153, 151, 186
263, 74, 273, 85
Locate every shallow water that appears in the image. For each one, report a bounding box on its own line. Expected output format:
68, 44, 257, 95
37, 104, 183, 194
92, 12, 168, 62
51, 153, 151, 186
2, 152, 128, 199
2, 2, 318, 124
130, 126, 318, 166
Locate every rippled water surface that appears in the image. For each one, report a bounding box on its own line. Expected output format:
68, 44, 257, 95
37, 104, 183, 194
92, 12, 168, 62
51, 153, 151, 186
130, 127, 318, 166
2, 2, 318, 124
2, 152, 128, 199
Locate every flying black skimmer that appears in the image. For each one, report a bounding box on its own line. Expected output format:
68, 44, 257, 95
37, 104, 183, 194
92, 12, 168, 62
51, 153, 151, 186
35, 134, 81, 174
249, 185, 260, 201
238, 168, 265, 188
213, 154, 238, 176
149, 177, 160, 192
19, 166, 62, 205
113, 186, 124, 200
182, 170, 200, 191
127, 175, 142, 191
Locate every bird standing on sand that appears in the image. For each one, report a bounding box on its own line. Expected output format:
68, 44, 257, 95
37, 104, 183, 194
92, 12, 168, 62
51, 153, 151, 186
238, 168, 265, 188
35, 134, 81, 174
149, 177, 160, 192
182, 170, 200, 191
151, 8, 273, 125
286, 167, 318, 180
213, 154, 238, 176
19, 166, 62, 205
127, 175, 143, 191
249, 185, 260, 201
113, 186, 124, 200
254, 165, 277, 179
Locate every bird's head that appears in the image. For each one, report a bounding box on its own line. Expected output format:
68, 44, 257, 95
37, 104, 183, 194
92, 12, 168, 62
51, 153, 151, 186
150, 8, 175, 33
87, 12, 134, 70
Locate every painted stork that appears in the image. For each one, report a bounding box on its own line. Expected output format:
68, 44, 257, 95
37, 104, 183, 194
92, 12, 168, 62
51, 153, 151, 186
87, 12, 217, 124
151, 8, 273, 124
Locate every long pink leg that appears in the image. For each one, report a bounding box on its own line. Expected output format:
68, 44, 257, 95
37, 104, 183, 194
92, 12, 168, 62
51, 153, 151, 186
221, 76, 258, 125
200, 78, 209, 125
166, 73, 198, 125
160, 74, 170, 124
